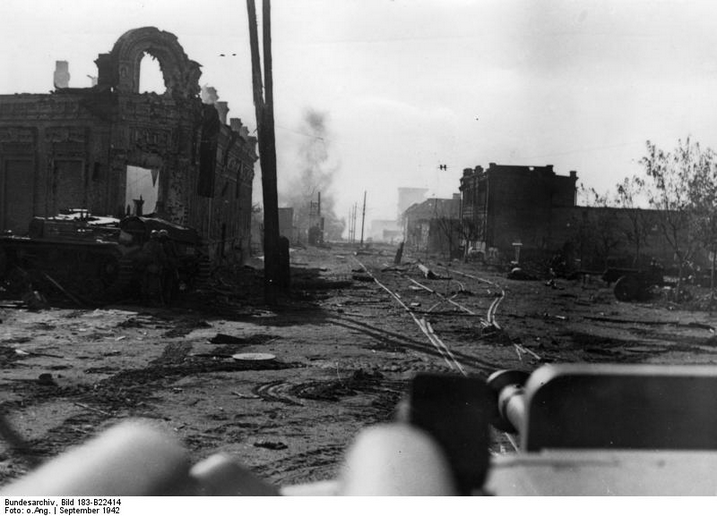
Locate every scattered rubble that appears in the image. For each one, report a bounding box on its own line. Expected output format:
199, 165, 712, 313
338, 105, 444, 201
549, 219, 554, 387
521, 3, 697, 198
254, 441, 288, 450
2, 243, 717, 488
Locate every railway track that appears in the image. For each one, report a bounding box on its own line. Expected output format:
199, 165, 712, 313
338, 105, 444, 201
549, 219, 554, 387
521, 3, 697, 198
441, 266, 505, 329
353, 256, 541, 375
438, 265, 542, 363
353, 258, 467, 374
352, 256, 546, 452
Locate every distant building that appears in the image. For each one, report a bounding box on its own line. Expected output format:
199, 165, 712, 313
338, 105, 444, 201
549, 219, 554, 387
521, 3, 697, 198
397, 187, 428, 219
459, 162, 677, 269
403, 194, 461, 257
459, 163, 577, 259
369, 219, 401, 243
383, 228, 403, 244
550, 205, 675, 271
0, 27, 257, 263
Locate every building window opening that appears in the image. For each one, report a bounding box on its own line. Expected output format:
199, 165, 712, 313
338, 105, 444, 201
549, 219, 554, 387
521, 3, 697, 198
126, 165, 159, 215
139, 53, 166, 94
53, 159, 85, 212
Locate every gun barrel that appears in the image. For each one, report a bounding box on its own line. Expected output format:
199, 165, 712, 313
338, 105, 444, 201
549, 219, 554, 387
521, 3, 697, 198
497, 383, 526, 434
487, 369, 530, 436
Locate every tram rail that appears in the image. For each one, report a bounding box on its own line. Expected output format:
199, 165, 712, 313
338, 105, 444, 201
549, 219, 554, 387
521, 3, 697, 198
353, 256, 536, 452
352, 256, 537, 375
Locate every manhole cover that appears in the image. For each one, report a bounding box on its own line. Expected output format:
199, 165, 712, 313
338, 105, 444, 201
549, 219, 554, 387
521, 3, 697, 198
232, 353, 276, 362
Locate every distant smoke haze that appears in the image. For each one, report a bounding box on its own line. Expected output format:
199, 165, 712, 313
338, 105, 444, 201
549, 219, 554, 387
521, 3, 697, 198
280, 108, 344, 241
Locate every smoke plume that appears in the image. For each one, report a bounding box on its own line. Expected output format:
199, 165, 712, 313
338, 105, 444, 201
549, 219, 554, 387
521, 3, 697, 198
281, 108, 344, 242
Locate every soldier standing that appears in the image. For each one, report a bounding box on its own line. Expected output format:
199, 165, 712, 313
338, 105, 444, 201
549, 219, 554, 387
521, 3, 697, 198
158, 229, 179, 304
141, 230, 167, 305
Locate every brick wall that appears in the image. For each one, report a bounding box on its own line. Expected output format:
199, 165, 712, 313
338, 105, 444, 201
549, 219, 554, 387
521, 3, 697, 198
0, 27, 257, 264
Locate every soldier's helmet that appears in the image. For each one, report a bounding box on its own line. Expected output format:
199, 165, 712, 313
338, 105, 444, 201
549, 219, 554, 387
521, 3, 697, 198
150, 230, 159, 239
158, 229, 169, 239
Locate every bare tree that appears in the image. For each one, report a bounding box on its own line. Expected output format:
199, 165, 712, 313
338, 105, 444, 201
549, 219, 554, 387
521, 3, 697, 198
458, 218, 482, 262
429, 199, 463, 260
433, 215, 461, 260
685, 145, 717, 298
640, 138, 707, 291
615, 175, 652, 267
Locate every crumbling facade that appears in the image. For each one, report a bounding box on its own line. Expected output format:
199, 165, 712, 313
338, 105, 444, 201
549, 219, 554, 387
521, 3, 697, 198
459, 163, 577, 259
459, 163, 678, 270
0, 27, 257, 262
550, 205, 676, 271
403, 195, 461, 257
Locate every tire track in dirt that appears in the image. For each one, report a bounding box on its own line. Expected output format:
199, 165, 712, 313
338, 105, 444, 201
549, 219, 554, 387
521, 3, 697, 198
246, 373, 406, 483
253, 372, 405, 409
0, 344, 302, 480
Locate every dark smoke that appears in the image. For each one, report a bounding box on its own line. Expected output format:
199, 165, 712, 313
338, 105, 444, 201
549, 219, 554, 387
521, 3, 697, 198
281, 108, 344, 242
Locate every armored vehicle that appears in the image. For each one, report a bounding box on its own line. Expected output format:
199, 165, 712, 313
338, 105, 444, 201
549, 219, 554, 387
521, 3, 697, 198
0, 210, 209, 304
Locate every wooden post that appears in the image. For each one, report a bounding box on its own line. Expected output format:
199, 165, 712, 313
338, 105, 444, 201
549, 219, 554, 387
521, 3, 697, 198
711, 244, 716, 309
246, 0, 282, 304
359, 191, 367, 248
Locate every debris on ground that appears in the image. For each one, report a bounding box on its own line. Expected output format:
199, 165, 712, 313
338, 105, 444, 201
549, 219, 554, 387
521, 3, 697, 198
254, 440, 288, 450
21, 290, 49, 311
417, 263, 437, 279
507, 267, 537, 281
3, 242, 717, 489
37, 373, 57, 386
232, 353, 277, 362
210, 333, 247, 344
14, 349, 64, 359
231, 391, 260, 399
351, 272, 373, 282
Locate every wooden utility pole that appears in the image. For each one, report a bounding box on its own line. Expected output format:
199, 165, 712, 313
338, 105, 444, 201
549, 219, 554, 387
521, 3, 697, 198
351, 203, 357, 243
246, 0, 282, 304
359, 190, 367, 247
350, 204, 354, 243
347, 208, 352, 243
318, 191, 323, 245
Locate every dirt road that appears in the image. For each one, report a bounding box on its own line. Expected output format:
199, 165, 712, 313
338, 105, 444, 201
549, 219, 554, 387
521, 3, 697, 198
2, 243, 717, 489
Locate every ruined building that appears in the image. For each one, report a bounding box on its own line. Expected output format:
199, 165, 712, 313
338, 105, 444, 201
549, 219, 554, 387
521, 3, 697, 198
460, 163, 578, 259
403, 195, 461, 257
459, 163, 678, 270
0, 27, 257, 262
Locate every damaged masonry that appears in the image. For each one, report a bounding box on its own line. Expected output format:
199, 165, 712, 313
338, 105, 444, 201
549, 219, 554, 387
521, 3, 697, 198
0, 27, 257, 265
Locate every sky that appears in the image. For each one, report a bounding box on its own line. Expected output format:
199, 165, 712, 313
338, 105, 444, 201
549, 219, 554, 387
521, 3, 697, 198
2, 0, 717, 225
